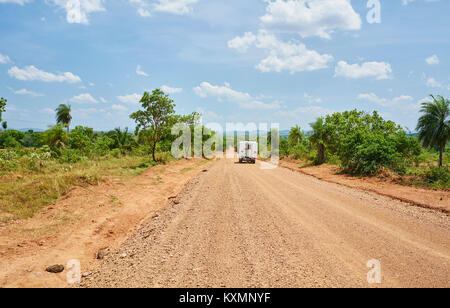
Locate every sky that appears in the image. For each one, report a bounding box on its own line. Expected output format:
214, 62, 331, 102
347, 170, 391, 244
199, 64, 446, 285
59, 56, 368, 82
0, 0, 449, 132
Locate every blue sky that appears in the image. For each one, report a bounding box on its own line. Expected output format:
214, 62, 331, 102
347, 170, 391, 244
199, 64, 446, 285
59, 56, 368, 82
0, 0, 449, 131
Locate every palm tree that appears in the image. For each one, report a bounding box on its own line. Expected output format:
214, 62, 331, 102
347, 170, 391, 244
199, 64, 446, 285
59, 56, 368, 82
309, 118, 328, 165
111, 127, 134, 153
416, 95, 450, 168
2, 121, 7, 131
288, 125, 303, 147
55, 104, 72, 134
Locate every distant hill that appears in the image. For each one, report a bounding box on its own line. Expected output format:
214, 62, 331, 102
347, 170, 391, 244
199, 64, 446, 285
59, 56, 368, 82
12, 128, 45, 133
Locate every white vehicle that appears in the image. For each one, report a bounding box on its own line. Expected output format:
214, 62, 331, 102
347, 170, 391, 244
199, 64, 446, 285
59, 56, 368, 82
238, 141, 258, 164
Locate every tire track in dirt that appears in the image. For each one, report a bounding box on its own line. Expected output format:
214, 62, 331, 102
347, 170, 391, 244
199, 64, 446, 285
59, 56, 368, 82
82, 159, 450, 288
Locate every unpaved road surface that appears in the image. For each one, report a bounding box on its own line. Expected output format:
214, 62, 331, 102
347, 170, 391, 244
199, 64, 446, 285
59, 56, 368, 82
83, 159, 450, 288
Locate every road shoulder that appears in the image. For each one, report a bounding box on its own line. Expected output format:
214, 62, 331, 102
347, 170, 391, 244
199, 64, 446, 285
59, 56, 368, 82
279, 160, 449, 214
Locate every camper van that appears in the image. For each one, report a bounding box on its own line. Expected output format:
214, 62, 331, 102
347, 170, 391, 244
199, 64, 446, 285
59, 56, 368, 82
238, 141, 258, 164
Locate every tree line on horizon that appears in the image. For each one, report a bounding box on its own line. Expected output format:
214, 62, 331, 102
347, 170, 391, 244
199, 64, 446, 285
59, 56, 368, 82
0, 91, 449, 187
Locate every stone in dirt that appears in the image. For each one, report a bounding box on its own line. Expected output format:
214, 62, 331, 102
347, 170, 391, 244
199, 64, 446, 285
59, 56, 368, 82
46, 264, 64, 273
97, 249, 106, 260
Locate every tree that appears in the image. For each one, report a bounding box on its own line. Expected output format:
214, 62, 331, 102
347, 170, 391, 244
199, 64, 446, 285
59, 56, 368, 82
109, 127, 135, 153
309, 118, 327, 165
288, 125, 303, 147
130, 89, 176, 161
416, 95, 450, 168
0, 97, 6, 123
42, 125, 68, 149
2, 121, 7, 131
55, 104, 72, 134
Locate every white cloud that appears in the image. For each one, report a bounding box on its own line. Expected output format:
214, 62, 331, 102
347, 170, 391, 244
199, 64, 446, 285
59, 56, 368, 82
425, 54, 439, 65
335, 61, 392, 80
196, 108, 221, 120
111, 104, 128, 111
426, 77, 442, 88
8, 65, 82, 83
228, 30, 333, 74
194, 81, 282, 110
153, 0, 198, 15
41, 107, 56, 115
401, 0, 441, 6
0, 53, 11, 64
358, 93, 419, 111
418, 97, 433, 105
136, 65, 149, 77
69, 93, 99, 104
14, 88, 44, 97
51, 0, 105, 25
161, 85, 182, 94
304, 93, 322, 104
277, 105, 333, 123
137, 7, 151, 17
228, 32, 257, 53
117, 93, 141, 105
0, 0, 30, 5
260, 0, 362, 39
99, 96, 107, 103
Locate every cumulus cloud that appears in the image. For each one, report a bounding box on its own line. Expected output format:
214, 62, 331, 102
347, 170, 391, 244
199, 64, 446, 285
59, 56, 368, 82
153, 0, 198, 15
50, 0, 105, 25
8, 65, 82, 83
334, 61, 392, 80
69, 93, 98, 104
14, 88, 44, 97
228, 30, 333, 74
425, 54, 440, 65
136, 65, 149, 77
117, 93, 142, 105
111, 104, 128, 111
401, 0, 441, 6
161, 85, 182, 94
41, 107, 56, 115
0, 53, 12, 64
227, 32, 257, 53
0, 0, 31, 5
260, 0, 362, 39
358, 93, 414, 107
194, 81, 282, 110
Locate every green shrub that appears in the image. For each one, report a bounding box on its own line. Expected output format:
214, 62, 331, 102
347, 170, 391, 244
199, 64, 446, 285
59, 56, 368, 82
425, 166, 450, 188
0, 130, 25, 148
110, 148, 121, 158
323, 110, 422, 176
2, 136, 22, 149
59, 149, 86, 164
94, 136, 115, 156
69, 126, 94, 152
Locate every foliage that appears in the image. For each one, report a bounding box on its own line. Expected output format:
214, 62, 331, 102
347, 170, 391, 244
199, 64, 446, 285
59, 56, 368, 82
41, 125, 68, 149
424, 166, 450, 188
0, 97, 6, 123
130, 89, 176, 161
55, 104, 72, 133
0, 130, 25, 148
416, 95, 450, 167
320, 110, 420, 175
288, 125, 303, 147
107, 127, 136, 154
309, 118, 327, 165
69, 126, 95, 151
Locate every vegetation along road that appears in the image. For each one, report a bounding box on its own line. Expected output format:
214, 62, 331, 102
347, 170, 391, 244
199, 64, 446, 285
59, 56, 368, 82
82, 159, 450, 288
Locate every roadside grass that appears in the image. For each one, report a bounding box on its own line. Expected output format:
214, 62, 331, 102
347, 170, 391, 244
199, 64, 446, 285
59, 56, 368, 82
0, 155, 164, 221
285, 150, 449, 190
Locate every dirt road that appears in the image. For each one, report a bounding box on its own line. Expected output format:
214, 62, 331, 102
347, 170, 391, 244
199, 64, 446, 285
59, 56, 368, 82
83, 159, 450, 288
